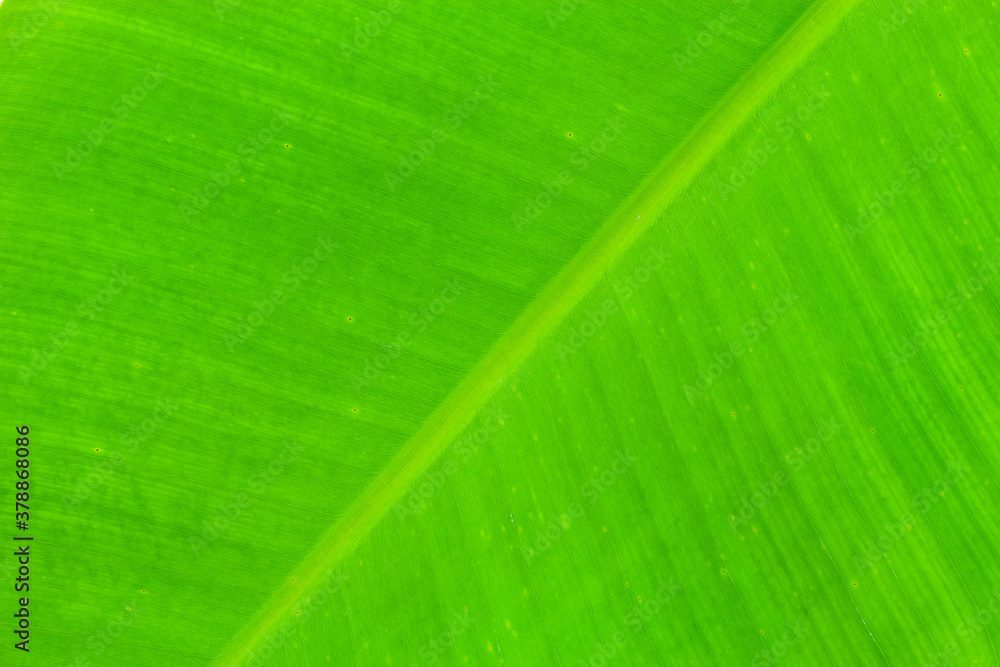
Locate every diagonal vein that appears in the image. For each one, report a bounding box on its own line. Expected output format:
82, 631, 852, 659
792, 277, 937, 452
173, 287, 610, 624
214, 0, 860, 663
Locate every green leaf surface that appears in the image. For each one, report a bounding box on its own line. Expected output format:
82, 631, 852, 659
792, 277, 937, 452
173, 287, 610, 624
2, 0, 999, 665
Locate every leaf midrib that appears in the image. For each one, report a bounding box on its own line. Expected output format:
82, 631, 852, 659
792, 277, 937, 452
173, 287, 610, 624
214, 0, 860, 662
